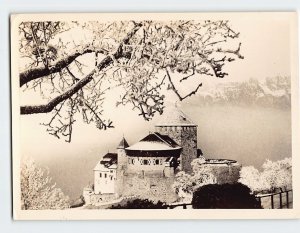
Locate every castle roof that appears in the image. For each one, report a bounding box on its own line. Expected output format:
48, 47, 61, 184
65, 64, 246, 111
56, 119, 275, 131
126, 132, 181, 152
155, 107, 197, 127
94, 153, 117, 171
117, 137, 129, 149
102, 152, 117, 161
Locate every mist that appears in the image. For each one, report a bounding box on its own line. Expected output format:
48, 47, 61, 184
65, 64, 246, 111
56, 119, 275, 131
33, 104, 291, 201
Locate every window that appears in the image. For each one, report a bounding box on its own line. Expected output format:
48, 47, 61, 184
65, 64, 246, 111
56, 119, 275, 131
100, 173, 102, 178
104, 173, 107, 178
129, 158, 135, 165
143, 159, 149, 165
110, 176, 113, 181
154, 159, 160, 165
110, 170, 113, 173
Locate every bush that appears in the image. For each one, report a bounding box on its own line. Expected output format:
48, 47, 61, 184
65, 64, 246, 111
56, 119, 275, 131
110, 198, 167, 209
172, 158, 216, 200
21, 157, 70, 210
192, 183, 262, 209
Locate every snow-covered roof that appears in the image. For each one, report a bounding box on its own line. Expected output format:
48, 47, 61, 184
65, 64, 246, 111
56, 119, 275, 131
94, 153, 117, 171
102, 153, 117, 161
204, 158, 238, 165
155, 107, 197, 126
126, 141, 179, 151
94, 162, 117, 171
126, 132, 181, 151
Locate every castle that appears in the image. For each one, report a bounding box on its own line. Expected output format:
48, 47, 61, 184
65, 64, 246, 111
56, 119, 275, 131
83, 107, 241, 205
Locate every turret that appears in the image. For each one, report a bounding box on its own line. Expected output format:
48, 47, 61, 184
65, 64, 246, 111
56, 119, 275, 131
125, 132, 181, 176
117, 137, 129, 170
115, 137, 129, 196
155, 107, 197, 173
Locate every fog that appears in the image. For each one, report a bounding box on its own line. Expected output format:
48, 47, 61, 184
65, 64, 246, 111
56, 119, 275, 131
26, 104, 291, 200
182, 105, 291, 167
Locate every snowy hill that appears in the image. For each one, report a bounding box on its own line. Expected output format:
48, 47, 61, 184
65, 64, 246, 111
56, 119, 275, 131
188, 76, 291, 109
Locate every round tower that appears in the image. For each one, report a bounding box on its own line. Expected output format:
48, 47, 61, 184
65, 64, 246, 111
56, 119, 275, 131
125, 133, 182, 175
116, 137, 129, 196
117, 137, 129, 170
155, 107, 197, 173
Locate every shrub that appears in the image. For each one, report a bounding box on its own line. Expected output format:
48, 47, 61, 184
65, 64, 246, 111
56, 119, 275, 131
111, 198, 167, 209
21, 157, 70, 210
172, 158, 216, 199
192, 183, 262, 209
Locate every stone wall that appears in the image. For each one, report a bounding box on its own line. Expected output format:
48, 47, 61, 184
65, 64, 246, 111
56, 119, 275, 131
180, 126, 197, 173
117, 148, 127, 168
202, 162, 241, 184
90, 193, 118, 204
83, 192, 118, 206
156, 126, 197, 173
121, 174, 178, 203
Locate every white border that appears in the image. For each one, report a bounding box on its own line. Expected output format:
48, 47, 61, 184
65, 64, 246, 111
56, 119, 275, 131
10, 12, 300, 220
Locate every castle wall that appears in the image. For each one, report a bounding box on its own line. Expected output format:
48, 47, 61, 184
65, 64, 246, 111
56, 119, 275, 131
117, 148, 127, 169
116, 149, 127, 195
94, 169, 117, 194
126, 156, 171, 172
202, 163, 241, 184
89, 193, 118, 204
156, 126, 197, 173
121, 174, 178, 203
115, 167, 125, 196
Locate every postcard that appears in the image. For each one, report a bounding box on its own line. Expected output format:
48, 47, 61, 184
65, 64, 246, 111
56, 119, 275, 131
11, 12, 299, 220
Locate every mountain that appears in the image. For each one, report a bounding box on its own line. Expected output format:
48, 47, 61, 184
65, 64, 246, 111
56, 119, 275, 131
187, 76, 291, 109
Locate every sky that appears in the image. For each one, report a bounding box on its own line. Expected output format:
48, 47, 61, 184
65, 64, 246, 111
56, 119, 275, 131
16, 14, 294, 199
227, 15, 291, 82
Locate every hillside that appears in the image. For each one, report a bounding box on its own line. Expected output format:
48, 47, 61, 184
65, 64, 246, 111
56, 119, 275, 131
186, 76, 291, 109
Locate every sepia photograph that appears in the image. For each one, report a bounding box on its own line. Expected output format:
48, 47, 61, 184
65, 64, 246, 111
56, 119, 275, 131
10, 12, 299, 220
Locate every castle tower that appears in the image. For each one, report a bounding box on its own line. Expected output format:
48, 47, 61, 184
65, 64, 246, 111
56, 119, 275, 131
116, 137, 129, 196
155, 107, 197, 173
117, 137, 129, 170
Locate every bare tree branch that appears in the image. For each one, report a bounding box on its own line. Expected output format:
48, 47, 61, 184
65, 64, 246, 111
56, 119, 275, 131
20, 22, 143, 114
19, 47, 108, 87
165, 68, 202, 101
21, 68, 100, 114
18, 20, 243, 141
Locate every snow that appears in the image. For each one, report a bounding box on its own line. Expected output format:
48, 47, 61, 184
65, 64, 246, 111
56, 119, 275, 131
126, 141, 181, 151
156, 107, 197, 126
94, 162, 117, 171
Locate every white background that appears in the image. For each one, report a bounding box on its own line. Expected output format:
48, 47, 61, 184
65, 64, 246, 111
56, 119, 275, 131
1, 0, 300, 232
